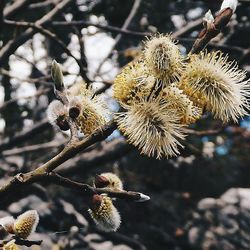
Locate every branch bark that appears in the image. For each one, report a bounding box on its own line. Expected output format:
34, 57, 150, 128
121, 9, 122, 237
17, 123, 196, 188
190, 8, 234, 54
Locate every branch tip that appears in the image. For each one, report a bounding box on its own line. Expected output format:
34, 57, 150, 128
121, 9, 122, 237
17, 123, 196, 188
136, 193, 150, 202
220, 0, 238, 13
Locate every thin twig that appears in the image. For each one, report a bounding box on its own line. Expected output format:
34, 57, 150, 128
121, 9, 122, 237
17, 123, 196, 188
0, 237, 42, 247
3, 0, 32, 19
0, 0, 72, 67
52, 20, 151, 37
0, 88, 50, 112
190, 8, 234, 54
0, 119, 51, 153
184, 128, 224, 136
2, 140, 64, 156
4, 19, 89, 82
94, 0, 142, 78
47, 172, 147, 201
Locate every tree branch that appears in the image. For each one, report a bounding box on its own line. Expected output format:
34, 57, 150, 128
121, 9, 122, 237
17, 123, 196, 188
46, 172, 148, 201
4, 19, 89, 82
52, 20, 151, 37
0, 119, 51, 153
94, 0, 142, 77
190, 7, 235, 54
0, 120, 117, 203
0, 0, 72, 67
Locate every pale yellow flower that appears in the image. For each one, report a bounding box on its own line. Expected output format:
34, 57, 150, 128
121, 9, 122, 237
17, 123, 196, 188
116, 96, 186, 159
3, 240, 19, 250
113, 60, 153, 104
180, 51, 250, 122
14, 210, 39, 239
88, 195, 121, 232
161, 84, 203, 124
68, 83, 108, 135
144, 34, 184, 84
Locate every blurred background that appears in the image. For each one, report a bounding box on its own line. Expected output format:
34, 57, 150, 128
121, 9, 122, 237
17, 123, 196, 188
1, 0, 250, 249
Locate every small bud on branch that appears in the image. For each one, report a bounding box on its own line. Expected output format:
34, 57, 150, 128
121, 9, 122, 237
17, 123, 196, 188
220, 0, 238, 13
51, 60, 64, 91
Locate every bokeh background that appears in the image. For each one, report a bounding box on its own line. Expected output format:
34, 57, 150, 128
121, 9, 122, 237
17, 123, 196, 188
1, 0, 250, 249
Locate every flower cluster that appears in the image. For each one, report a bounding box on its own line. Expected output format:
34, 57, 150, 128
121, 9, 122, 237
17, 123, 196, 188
113, 34, 250, 159
88, 172, 123, 232
47, 80, 108, 136
0, 210, 39, 239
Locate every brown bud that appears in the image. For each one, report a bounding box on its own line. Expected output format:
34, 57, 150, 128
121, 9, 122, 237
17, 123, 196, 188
69, 106, 81, 119
91, 194, 103, 211
56, 118, 70, 131
94, 175, 110, 188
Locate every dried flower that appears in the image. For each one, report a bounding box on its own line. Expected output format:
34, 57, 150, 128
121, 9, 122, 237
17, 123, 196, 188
180, 51, 250, 122
14, 210, 39, 239
95, 172, 123, 190
143, 34, 184, 84
88, 194, 121, 232
116, 96, 186, 159
0, 216, 15, 234
47, 100, 70, 130
3, 240, 19, 250
161, 84, 203, 124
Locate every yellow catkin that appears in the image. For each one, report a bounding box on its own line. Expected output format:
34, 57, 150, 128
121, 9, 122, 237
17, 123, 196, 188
144, 34, 184, 84
88, 195, 121, 232
113, 60, 153, 105
116, 96, 186, 159
180, 51, 250, 122
161, 84, 203, 124
75, 99, 106, 135
14, 210, 39, 239
68, 83, 108, 135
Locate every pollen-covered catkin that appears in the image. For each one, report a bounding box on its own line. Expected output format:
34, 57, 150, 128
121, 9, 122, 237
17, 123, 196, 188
116, 96, 186, 159
161, 84, 203, 124
68, 83, 108, 135
113, 60, 153, 105
179, 51, 250, 122
143, 34, 184, 84
14, 210, 39, 239
88, 194, 121, 232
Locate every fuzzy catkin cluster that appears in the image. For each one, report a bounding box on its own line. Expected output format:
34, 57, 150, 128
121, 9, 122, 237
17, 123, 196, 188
113, 34, 250, 159
0, 210, 39, 239
88, 173, 123, 231
47, 82, 108, 136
